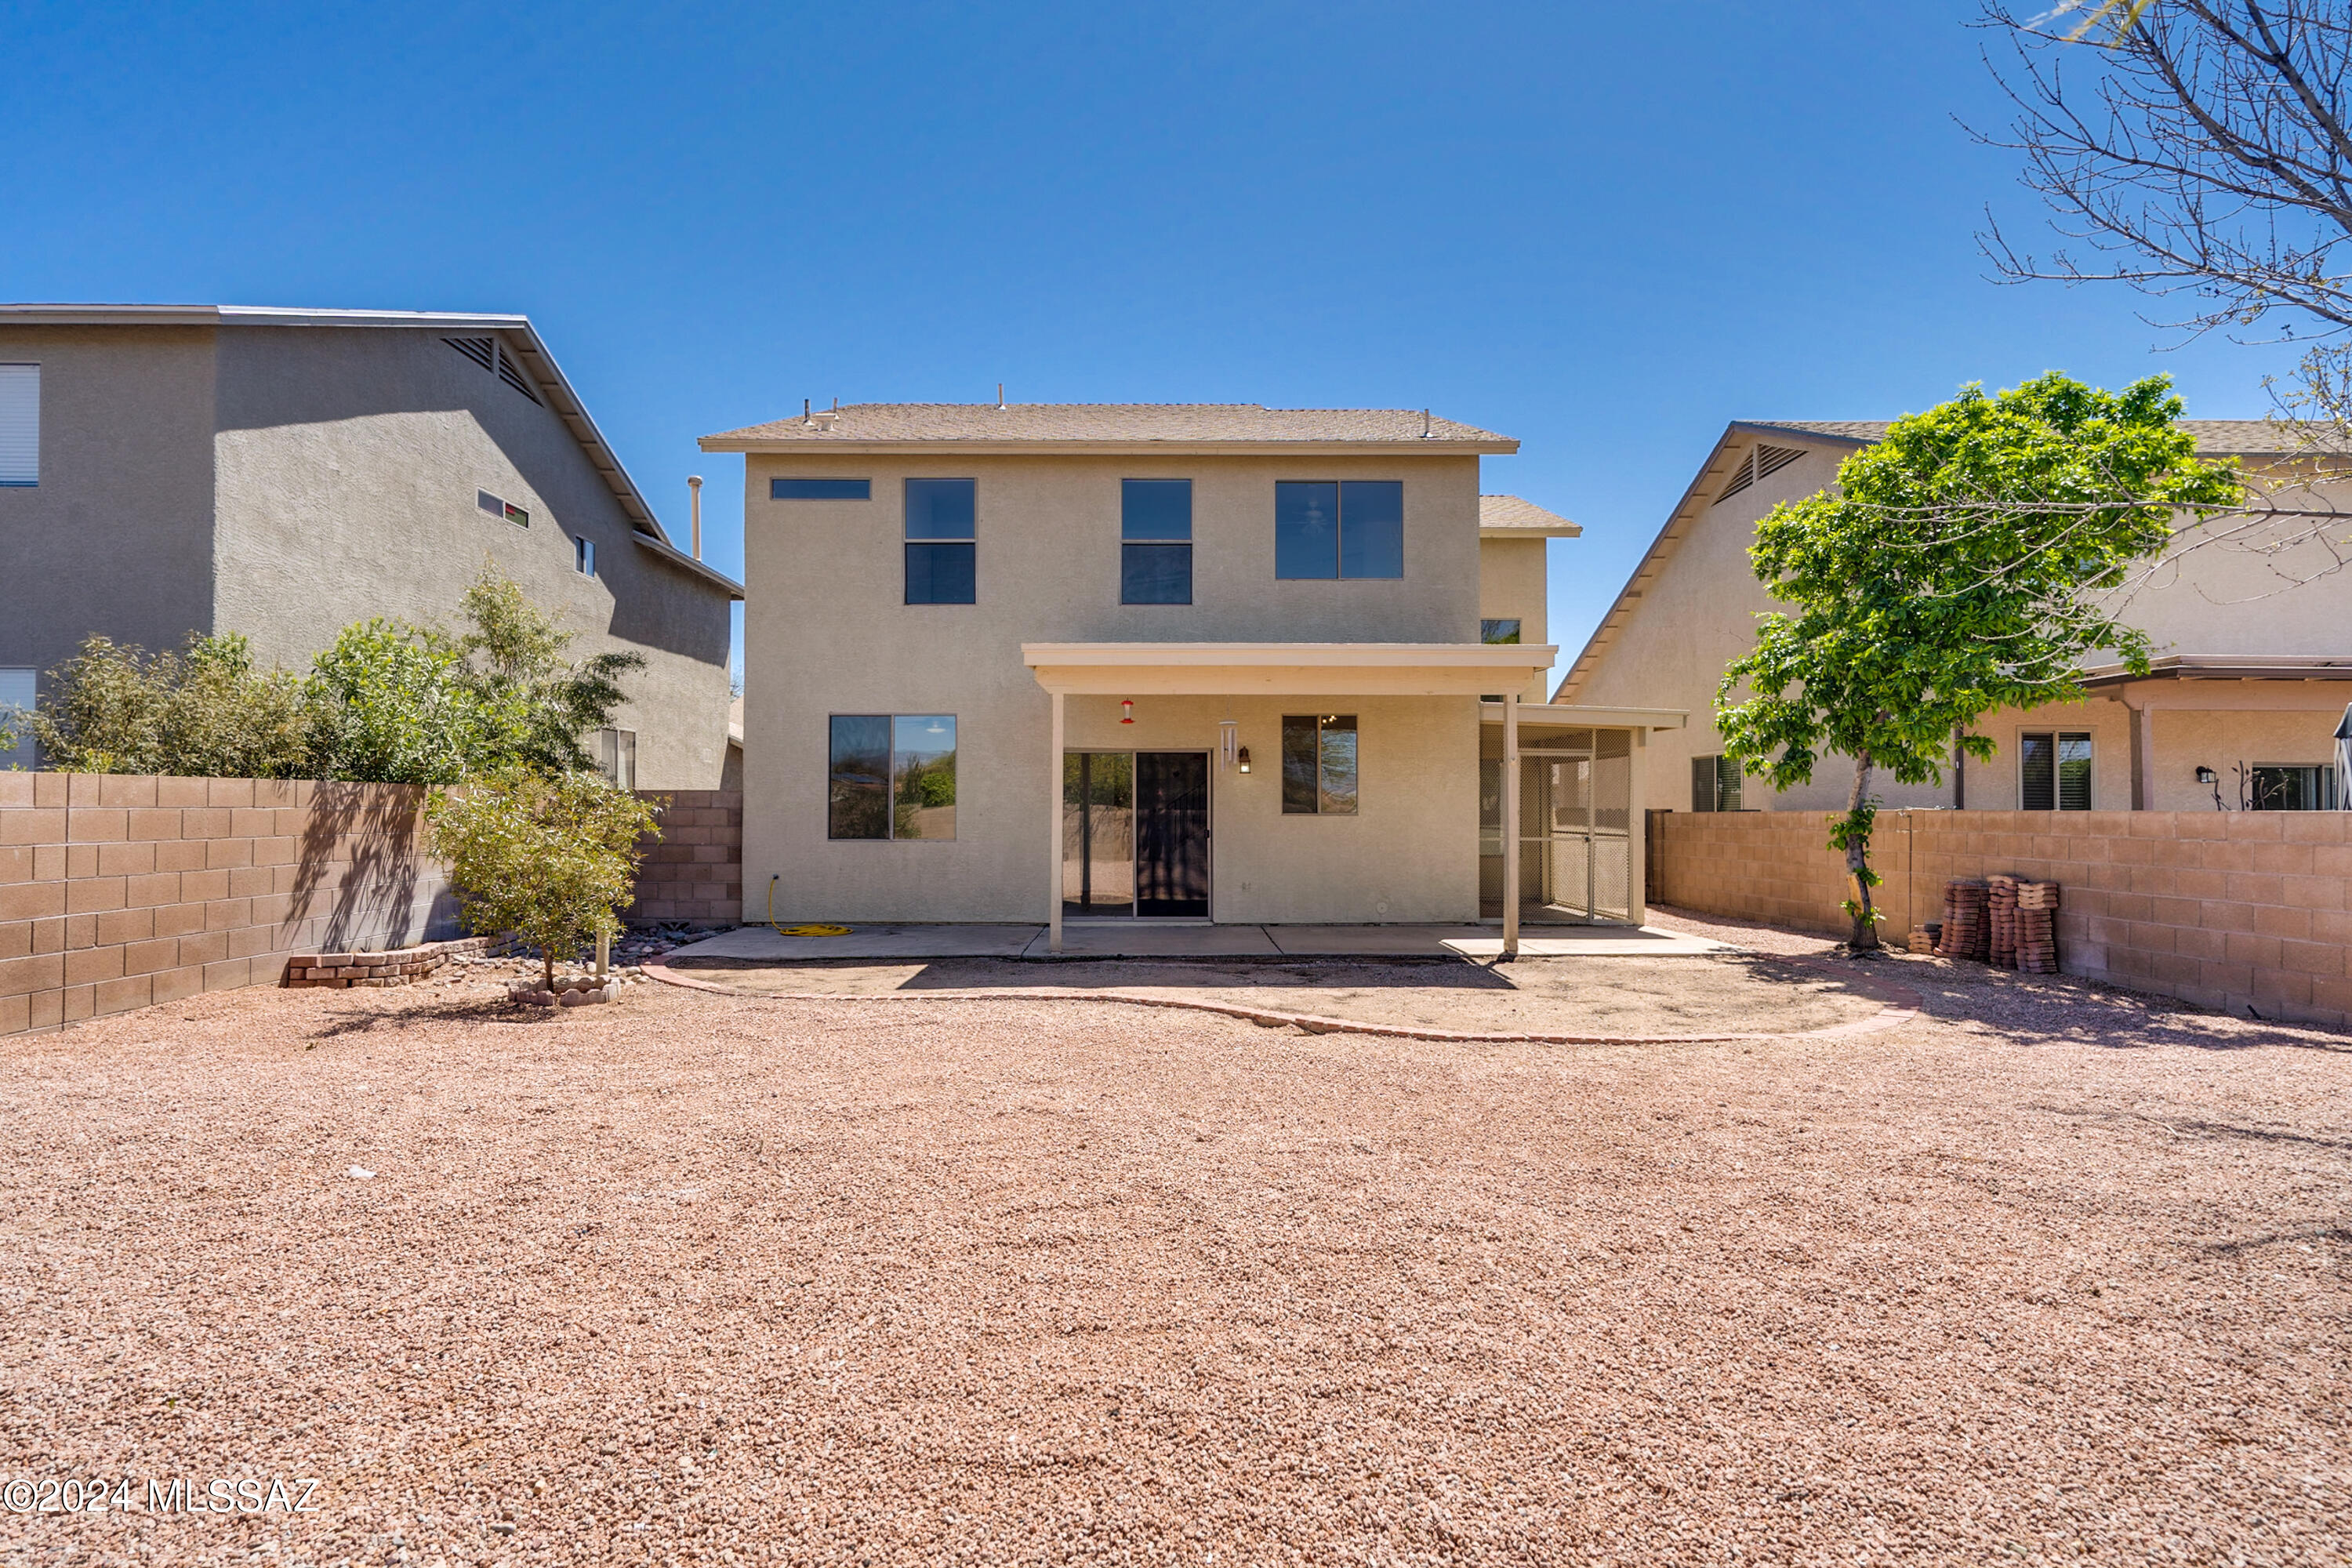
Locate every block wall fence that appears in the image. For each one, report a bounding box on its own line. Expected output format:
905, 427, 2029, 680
1648, 808, 2352, 1032
2, 776, 743, 1036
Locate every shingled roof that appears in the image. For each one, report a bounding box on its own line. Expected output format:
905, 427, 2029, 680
1737, 418, 2321, 456
700, 402, 1516, 452
1479, 494, 1581, 537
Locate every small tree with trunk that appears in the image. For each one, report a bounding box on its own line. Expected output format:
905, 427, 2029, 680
426, 768, 662, 994
1715, 372, 2243, 949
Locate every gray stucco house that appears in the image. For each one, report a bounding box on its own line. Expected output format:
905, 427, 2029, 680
0, 304, 741, 788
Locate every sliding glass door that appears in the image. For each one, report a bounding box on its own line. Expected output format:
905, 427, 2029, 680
1063, 751, 1209, 917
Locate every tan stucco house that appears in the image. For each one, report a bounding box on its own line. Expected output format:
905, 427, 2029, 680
1558, 419, 2351, 815
0, 304, 742, 787
703, 402, 1676, 942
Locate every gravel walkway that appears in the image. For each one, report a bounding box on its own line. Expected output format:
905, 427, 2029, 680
3, 928, 2347, 1566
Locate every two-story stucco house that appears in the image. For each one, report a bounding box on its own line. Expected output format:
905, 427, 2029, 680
1559, 419, 2352, 817
705, 402, 1676, 946
0, 304, 742, 787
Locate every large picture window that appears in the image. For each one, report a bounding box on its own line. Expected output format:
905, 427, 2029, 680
1281, 714, 1359, 815
1275, 480, 1403, 579
1120, 479, 1192, 604
2020, 731, 2092, 811
904, 479, 976, 604
829, 714, 958, 839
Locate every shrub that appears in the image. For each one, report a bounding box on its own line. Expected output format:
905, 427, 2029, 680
303, 619, 484, 786
456, 568, 646, 776
2, 633, 309, 777
426, 768, 662, 993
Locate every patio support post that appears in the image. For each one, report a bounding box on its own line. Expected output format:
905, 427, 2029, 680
1627, 728, 1648, 926
1048, 689, 1065, 954
1502, 692, 1520, 957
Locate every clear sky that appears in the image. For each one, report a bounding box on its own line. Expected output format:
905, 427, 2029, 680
0, 1, 2303, 689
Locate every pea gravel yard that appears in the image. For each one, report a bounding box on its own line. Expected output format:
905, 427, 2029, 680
2, 911, 2347, 1567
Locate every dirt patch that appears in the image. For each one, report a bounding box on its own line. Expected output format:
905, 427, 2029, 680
666, 952, 1889, 1035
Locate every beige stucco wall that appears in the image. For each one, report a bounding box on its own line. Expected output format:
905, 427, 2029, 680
1477, 535, 1550, 703
1573, 433, 2352, 812
2143, 700, 2347, 811
0, 326, 221, 680
741, 452, 1487, 923
211, 328, 732, 789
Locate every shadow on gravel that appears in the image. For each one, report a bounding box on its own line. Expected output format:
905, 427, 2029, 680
2038, 1106, 2352, 1154
304, 998, 553, 1038
1890, 961, 2352, 1054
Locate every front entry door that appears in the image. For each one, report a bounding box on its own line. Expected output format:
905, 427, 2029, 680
1134, 752, 1210, 916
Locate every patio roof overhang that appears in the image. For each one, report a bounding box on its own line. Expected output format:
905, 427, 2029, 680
1022, 641, 1558, 696
1481, 700, 1690, 731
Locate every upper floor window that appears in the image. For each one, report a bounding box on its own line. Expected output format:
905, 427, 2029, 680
0, 668, 35, 768
772, 478, 872, 500
904, 478, 976, 604
574, 535, 596, 575
2020, 731, 2092, 811
1121, 479, 1192, 604
477, 488, 528, 527
1480, 619, 1522, 645
0, 365, 38, 486
1275, 481, 1403, 579
597, 727, 637, 790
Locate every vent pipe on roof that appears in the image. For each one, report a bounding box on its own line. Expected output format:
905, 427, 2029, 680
997, 383, 1005, 410
688, 476, 704, 561
801, 397, 814, 429
1421, 408, 1433, 438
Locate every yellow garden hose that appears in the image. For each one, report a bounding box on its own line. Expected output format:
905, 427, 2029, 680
769, 875, 850, 938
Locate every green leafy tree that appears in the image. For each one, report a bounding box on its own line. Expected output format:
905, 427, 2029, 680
426, 768, 662, 993
1715, 372, 2244, 949
456, 567, 646, 775
303, 619, 485, 786
3, 633, 309, 777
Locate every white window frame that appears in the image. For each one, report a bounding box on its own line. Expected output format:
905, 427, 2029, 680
597, 727, 637, 790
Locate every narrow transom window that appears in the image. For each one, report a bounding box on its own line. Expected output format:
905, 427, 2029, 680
1275, 481, 1402, 579
2020, 731, 2092, 811
829, 714, 958, 838
904, 479, 976, 604
1480, 619, 1522, 645
1121, 479, 1192, 604
1281, 714, 1359, 815
575, 535, 595, 575
771, 478, 872, 500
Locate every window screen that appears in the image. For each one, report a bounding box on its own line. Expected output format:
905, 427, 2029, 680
1121, 479, 1192, 604
0, 365, 38, 485
1281, 714, 1359, 815
2020, 731, 2092, 811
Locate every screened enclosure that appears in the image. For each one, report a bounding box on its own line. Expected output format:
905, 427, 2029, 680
1479, 724, 1635, 923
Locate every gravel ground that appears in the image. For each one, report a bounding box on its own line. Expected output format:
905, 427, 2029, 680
663, 953, 1887, 1036
2, 923, 2347, 1566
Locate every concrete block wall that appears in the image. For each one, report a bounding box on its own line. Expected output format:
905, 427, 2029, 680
1, 773, 456, 1036
625, 789, 742, 926
1650, 808, 2351, 1031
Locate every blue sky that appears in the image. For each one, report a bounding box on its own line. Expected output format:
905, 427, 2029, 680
0, 0, 2303, 688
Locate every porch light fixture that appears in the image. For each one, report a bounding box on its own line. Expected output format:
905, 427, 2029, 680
2195, 766, 2217, 784
1237, 746, 1252, 774
1218, 719, 1239, 768
1120, 700, 1134, 725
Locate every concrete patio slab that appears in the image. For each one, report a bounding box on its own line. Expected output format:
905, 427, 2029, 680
1263, 925, 1492, 956
666, 924, 1045, 961
1032, 924, 1283, 957
1444, 927, 1730, 958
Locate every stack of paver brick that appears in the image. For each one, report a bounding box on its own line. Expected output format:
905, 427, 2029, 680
2013, 880, 2060, 974
1989, 875, 2020, 968
283, 936, 492, 989
1934, 880, 1991, 961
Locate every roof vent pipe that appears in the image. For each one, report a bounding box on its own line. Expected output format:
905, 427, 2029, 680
1421, 408, 1432, 438
802, 397, 813, 428
688, 475, 704, 561
997, 383, 1005, 410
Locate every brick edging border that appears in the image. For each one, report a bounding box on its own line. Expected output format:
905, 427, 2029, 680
637, 953, 1923, 1046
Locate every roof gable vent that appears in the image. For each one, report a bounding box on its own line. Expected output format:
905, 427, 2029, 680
1755, 442, 1804, 481
445, 334, 543, 406
1713, 450, 1755, 506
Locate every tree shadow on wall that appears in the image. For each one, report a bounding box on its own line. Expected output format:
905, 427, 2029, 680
289, 782, 460, 953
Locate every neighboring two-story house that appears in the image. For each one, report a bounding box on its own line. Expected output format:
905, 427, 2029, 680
0, 304, 742, 787
705, 402, 1671, 942
1559, 419, 2352, 815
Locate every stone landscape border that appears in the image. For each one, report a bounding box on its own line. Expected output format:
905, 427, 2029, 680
639, 953, 1924, 1045
283, 936, 498, 989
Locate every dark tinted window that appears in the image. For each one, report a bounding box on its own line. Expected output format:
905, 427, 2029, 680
1275, 482, 1340, 579
2020, 731, 2091, 811
1338, 481, 1403, 578
1281, 713, 1359, 815
905, 543, 976, 604
1121, 480, 1192, 540
1121, 546, 1191, 604
772, 478, 872, 500
1480, 619, 1522, 645
828, 715, 891, 839
906, 478, 976, 539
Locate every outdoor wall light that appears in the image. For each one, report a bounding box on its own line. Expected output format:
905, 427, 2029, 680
1237, 746, 1252, 774
1120, 699, 1134, 724
2195, 766, 2218, 784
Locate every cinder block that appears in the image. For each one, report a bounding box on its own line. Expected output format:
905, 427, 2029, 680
227, 925, 277, 960
205, 779, 255, 808
62, 844, 99, 880
96, 775, 157, 809
227, 807, 274, 838
2282, 874, 2346, 913
201, 956, 252, 992
153, 838, 207, 873
227, 866, 271, 898
96, 840, 156, 877
2252, 904, 2312, 941
124, 808, 182, 842
0, 922, 26, 962
251, 837, 296, 868
65, 809, 128, 844
151, 901, 205, 938
60, 983, 94, 1022
204, 838, 254, 870
0, 993, 27, 1036
64, 946, 125, 985
151, 964, 204, 1006
0, 950, 65, 997
176, 931, 229, 966
0, 844, 29, 885
0, 880, 64, 924
155, 777, 209, 808
95, 907, 154, 946
27, 987, 62, 1028
65, 878, 127, 915
179, 868, 230, 902
2224, 931, 2283, 970
32, 844, 64, 881
2281, 939, 2345, 978
121, 937, 180, 977
248, 891, 293, 928
93, 974, 153, 1016
59, 915, 92, 950
2223, 873, 2287, 906
2252, 842, 2315, 877
0, 808, 67, 848
2224, 812, 2285, 842
2313, 909, 2352, 946
2250, 969, 2313, 1011
123, 871, 181, 909
252, 779, 297, 809
0, 775, 35, 810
